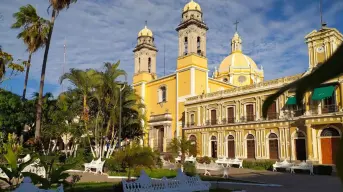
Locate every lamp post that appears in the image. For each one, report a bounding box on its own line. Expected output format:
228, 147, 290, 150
118, 75, 128, 149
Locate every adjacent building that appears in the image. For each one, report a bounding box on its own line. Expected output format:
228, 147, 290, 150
132, 0, 343, 165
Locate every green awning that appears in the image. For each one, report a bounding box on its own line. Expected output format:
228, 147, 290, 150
311, 86, 335, 101
285, 96, 296, 105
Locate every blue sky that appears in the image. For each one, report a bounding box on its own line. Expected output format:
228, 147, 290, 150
0, 0, 343, 98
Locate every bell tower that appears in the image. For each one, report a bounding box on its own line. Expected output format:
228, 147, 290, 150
305, 1, 343, 70
133, 22, 158, 84
176, 0, 208, 59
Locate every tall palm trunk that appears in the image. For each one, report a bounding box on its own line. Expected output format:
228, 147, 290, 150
35, 9, 56, 141
22, 53, 32, 100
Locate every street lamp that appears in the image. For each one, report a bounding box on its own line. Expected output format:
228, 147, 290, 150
118, 75, 128, 149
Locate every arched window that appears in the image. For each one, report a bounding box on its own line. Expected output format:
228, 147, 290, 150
197, 37, 201, 55
210, 135, 217, 158
184, 37, 188, 55
321, 128, 340, 137
246, 134, 255, 159
158, 86, 167, 103
223, 78, 228, 83
148, 58, 151, 73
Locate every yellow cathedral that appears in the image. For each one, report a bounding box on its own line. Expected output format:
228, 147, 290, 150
132, 0, 343, 165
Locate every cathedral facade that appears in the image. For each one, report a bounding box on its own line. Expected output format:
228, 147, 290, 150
132, 0, 343, 165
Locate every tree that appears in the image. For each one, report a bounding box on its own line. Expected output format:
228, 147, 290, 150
35, 0, 77, 141
262, 44, 343, 183
167, 136, 193, 164
0, 47, 26, 84
11, 4, 50, 100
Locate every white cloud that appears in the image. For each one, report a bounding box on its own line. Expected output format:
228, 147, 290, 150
0, 0, 343, 97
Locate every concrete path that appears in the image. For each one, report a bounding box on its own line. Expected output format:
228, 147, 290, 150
215, 168, 343, 192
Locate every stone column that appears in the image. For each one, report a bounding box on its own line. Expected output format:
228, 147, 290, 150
236, 101, 240, 122
197, 106, 201, 126
218, 103, 222, 124
312, 128, 318, 160
185, 108, 188, 128
306, 124, 313, 160
255, 97, 259, 120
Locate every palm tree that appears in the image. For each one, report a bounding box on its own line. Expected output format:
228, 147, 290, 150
262, 44, 343, 183
168, 136, 193, 164
11, 4, 50, 100
35, 0, 77, 141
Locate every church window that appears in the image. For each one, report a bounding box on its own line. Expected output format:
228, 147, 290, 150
138, 58, 141, 72
158, 86, 167, 103
148, 58, 151, 73
190, 114, 195, 125
197, 37, 201, 55
184, 37, 188, 55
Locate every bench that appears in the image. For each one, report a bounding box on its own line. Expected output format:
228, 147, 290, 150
175, 155, 196, 163
290, 161, 314, 175
196, 162, 228, 178
272, 159, 293, 172
22, 159, 46, 178
83, 158, 105, 174
228, 158, 243, 168
13, 177, 64, 192
122, 169, 210, 192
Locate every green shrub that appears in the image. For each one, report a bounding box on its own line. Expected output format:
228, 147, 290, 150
313, 165, 333, 175
113, 182, 123, 192
106, 157, 124, 172
197, 156, 211, 164
163, 153, 175, 163
183, 162, 196, 176
243, 160, 274, 170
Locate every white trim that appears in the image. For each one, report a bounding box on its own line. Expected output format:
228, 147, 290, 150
191, 67, 195, 95
243, 55, 251, 67
291, 130, 307, 161
141, 82, 146, 103
265, 132, 280, 159
176, 65, 209, 73
147, 121, 172, 126
176, 72, 179, 138
317, 126, 342, 164
178, 94, 195, 102
244, 133, 256, 159
206, 71, 209, 93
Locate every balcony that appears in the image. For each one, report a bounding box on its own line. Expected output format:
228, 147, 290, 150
186, 122, 196, 128
241, 115, 255, 122
205, 119, 218, 126
310, 104, 339, 115
266, 112, 279, 120
222, 117, 235, 124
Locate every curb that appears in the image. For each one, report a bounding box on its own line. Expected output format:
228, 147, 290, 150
210, 181, 282, 187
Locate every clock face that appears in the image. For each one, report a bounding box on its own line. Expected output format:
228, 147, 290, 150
238, 75, 246, 83
316, 46, 324, 53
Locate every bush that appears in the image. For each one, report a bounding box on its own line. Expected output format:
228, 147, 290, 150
197, 156, 211, 164
243, 160, 274, 170
106, 157, 125, 172
313, 165, 333, 175
163, 153, 175, 163
183, 162, 196, 176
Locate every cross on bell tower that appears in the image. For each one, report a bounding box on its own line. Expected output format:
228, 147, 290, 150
234, 20, 239, 32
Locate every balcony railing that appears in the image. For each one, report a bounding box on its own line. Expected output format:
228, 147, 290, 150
310, 104, 339, 115
266, 112, 279, 120
241, 115, 255, 122
222, 117, 235, 124
186, 122, 196, 128
205, 119, 219, 126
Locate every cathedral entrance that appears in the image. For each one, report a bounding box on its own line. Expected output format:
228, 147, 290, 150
158, 126, 164, 153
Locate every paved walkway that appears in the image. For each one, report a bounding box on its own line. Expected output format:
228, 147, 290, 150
214, 168, 342, 192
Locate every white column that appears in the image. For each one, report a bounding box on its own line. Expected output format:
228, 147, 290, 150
218, 103, 222, 124
312, 128, 318, 160
185, 108, 188, 127
197, 106, 201, 126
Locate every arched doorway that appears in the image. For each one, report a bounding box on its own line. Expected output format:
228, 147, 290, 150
210, 136, 217, 158
294, 131, 306, 161
320, 127, 341, 164
227, 135, 235, 158
268, 133, 279, 160
246, 134, 255, 159
189, 135, 197, 157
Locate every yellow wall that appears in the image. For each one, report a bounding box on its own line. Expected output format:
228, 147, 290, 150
178, 70, 191, 97
177, 54, 208, 70
195, 70, 207, 94
208, 79, 234, 92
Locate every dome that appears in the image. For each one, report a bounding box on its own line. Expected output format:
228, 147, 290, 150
183, 0, 202, 12
218, 52, 258, 73
138, 26, 153, 37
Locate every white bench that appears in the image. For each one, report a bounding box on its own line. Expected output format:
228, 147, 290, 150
197, 162, 228, 178
22, 159, 46, 178
185, 155, 196, 163
83, 158, 105, 174
13, 177, 64, 192
290, 161, 314, 175
228, 158, 243, 168
215, 157, 229, 164
122, 169, 210, 192
272, 159, 293, 172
